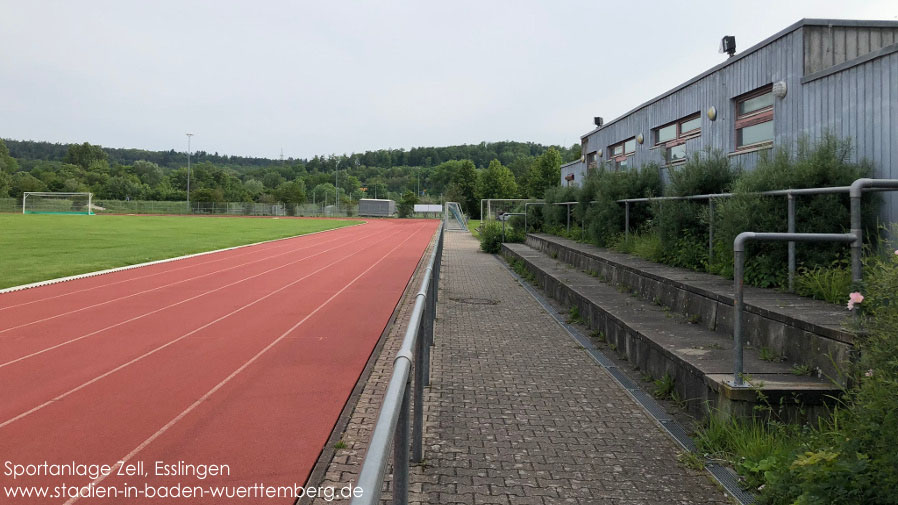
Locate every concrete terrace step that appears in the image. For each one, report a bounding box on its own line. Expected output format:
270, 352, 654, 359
501, 241, 839, 421
524, 233, 855, 382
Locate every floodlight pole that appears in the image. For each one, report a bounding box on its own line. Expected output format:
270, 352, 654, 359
335, 159, 339, 216
186, 133, 194, 214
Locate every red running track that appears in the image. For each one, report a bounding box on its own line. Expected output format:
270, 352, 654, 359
0, 219, 437, 504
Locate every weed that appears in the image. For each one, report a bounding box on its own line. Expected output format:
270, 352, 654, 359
653, 373, 675, 400
609, 343, 618, 351
589, 329, 605, 342
686, 313, 701, 324
334, 440, 347, 450
567, 306, 584, 324
759, 347, 784, 363
790, 364, 814, 376
677, 451, 706, 471
671, 391, 689, 410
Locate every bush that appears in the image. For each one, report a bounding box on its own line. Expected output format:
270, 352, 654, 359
580, 163, 662, 247
712, 134, 876, 287
654, 150, 737, 271
794, 262, 851, 303
479, 221, 504, 253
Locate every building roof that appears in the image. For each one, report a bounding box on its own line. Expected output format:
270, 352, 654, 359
581, 18, 898, 140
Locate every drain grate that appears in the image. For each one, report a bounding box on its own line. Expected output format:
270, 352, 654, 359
451, 297, 499, 305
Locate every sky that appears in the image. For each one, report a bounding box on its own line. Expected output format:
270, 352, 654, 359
1, 0, 896, 160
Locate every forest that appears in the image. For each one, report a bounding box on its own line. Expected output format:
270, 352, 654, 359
0, 138, 577, 217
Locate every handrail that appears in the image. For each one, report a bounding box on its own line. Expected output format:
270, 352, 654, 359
352, 221, 444, 505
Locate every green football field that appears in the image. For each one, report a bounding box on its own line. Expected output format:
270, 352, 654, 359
0, 214, 359, 289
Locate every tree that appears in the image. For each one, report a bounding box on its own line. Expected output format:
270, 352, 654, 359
275, 179, 306, 205
526, 147, 562, 198
0, 139, 19, 174
477, 159, 518, 200
100, 175, 146, 200
64, 142, 107, 170
132, 160, 164, 186
398, 190, 418, 218
452, 159, 479, 218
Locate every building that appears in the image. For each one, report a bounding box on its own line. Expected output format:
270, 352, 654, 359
562, 18, 898, 221
358, 198, 396, 217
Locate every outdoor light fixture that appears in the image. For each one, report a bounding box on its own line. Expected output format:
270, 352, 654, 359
707, 106, 718, 121
773, 80, 788, 98
598, 149, 603, 157
719, 35, 736, 57
594, 116, 604, 127
636, 133, 644, 144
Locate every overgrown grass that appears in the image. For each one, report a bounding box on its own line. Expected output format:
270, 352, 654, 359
0, 214, 356, 288
794, 263, 851, 303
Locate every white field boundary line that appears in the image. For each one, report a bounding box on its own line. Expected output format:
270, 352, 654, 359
0, 226, 386, 369
60, 224, 429, 505
0, 223, 369, 333
0, 222, 359, 313
0, 220, 366, 295
0, 226, 414, 429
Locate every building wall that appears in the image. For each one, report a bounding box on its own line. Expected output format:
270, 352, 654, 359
570, 20, 897, 222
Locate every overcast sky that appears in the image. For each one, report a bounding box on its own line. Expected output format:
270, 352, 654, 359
1, 1, 895, 160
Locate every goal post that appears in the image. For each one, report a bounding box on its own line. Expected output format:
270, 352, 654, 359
22, 192, 94, 215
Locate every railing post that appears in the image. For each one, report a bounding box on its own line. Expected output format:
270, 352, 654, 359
412, 308, 425, 463
787, 193, 796, 292
624, 201, 630, 240
566, 204, 571, 234
850, 190, 863, 286
393, 383, 410, 505
733, 237, 746, 387
708, 198, 714, 264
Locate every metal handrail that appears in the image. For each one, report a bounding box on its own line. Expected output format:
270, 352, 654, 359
352, 221, 444, 505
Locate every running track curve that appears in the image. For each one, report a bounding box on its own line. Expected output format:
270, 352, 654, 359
0, 219, 438, 504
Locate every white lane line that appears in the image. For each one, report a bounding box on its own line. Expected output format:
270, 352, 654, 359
0, 225, 363, 333
0, 226, 413, 429
60, 224, 429, 505
0, 220, 365, 296
0, 227, 385, 369
0, 224, 353, 313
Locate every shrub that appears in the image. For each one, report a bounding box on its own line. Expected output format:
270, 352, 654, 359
712, 134, 876, 286
653, 149, 737, 271
581, 163, 662, 247
479, 220, 504, 253
794, 262, 851, 303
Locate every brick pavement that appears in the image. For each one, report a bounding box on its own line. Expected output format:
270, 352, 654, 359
310, 230, 733, 505
407, 232, 732, 505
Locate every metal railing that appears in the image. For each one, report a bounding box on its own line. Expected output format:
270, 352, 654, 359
352, 221, 444, 505
618, 183, 896, 292
729, 178, 898, 387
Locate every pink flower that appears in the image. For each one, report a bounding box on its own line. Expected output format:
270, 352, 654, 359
894, 249, 898, 256
847, 291, 864, 311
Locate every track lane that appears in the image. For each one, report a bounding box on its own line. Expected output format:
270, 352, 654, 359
0, 220, 436, 505
0, 223, 366, 332
0, 224, 386, 362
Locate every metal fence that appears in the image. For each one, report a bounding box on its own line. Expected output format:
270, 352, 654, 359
352, 221, 444, 505
0, 198, 361, 217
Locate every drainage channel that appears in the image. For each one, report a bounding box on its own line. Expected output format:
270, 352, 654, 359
496, 256, 756, 505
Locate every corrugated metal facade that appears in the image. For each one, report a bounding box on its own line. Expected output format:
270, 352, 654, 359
564, 19, 898, 223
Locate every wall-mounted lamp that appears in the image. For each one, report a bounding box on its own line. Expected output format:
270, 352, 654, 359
707, 106, 718, 121
636, 133, 644, 144
773, 80, 788, 99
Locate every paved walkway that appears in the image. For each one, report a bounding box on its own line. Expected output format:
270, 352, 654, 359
311, 231, 732, 505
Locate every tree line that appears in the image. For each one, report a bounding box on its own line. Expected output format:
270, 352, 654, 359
0, 138, 575, 217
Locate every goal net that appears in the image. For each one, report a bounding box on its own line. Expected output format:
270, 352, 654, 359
22, 192, 94, 215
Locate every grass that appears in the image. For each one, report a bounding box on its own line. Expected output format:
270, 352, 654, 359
0, 214, 357, 288
467, 219, 481, 238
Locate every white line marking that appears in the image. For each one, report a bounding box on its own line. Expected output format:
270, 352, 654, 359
0, 225, 363, 333
0, 227, 385, 369
0, 220, 365, 295
0, 226, 411, 429
60, 224, 428, 505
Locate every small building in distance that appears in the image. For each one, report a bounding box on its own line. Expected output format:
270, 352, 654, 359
562, 18, 898, 222
359, 198, 396, 217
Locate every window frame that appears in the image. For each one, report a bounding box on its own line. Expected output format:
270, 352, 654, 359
608, 137, 636, 170
586, 151, 598, 169
734, 85, 774, 151
653, 112, 702, 164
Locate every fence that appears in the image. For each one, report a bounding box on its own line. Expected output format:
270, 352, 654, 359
1, 198, 361, 217
352, 221, 444, 505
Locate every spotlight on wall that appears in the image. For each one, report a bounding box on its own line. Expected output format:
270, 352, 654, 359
594, 116, 604, 127
719, 35, 736, 58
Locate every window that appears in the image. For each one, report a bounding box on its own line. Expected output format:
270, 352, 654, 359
586, 151, 598, 169
734, 85, 774, 149
653, 113, 701, 164
608, 138, 636, 170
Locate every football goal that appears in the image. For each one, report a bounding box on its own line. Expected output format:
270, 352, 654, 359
22, 192, 94, 215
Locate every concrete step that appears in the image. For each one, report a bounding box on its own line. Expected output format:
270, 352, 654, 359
523, 233, 855, 383
501, 242, 840, 421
